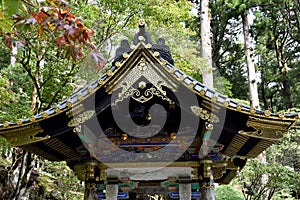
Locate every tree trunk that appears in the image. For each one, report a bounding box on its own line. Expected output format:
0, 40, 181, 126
242, 11, 260, 109
200, 0, 214, 89
242, 13, 268, 197
260, 61, 268, 110
6, 46, 45, 199
7, 151, 36, 200
282, 79, 293, 109
274, 40, 293, 110
10, 42, 17, 66
9, 150, 27, 200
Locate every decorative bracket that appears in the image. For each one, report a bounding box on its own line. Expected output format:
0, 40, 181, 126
0, 124, 48, 146
238, 116, 291, 141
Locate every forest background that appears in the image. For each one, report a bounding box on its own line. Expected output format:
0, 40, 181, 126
0, 0, 299, 199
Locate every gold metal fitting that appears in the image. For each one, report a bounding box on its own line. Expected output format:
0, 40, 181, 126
138, 81, 147, 89
121, 134, 128, 140
264, 110, 271, 117
199, 89, 206, 96
188, 83, 194, 89
168, 68, 175, 73
206, 123, 213, 130
30, 116, 36, 122
107, 71, 113, 77
123, 52, 129, 59
146, 114, 151, 121
43, 112, 49, 118
3, 121, 9, 128
138, 36, 145, 42
177, 76, 184, 81
170, 132, 177, 139
66, 101, 72, 108
115, 61, 122, 68
17, 119, 23, 126
78, 95, 84, 101
86, 160, 97, 180
236, 104, 243, 112
98, 79, 104, 86
145, 43, 152, 48
153, 51, 160, 57
88, 87, 94, 94
130, 44, 136, 49
73, 125, 81, 133
211, 96, 217, 103
55, 107, 61, 113
139, 19, 145, 26
278, 112, 285, 118
250, 107, 256, 114
223, 101, 229, 107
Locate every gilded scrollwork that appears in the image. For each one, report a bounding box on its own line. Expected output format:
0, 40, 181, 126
108, 55, 179, 105
190, 106, 219, 123
68, 110, 95, 127
113, 85, 173, 105
0, 124, 48, 146
212, 166, 226, 180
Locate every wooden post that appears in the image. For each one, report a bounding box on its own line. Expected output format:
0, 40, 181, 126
179, 183, 192, 199
106, 184, 118, 200
199, 159, 215, 200
84, 161, 98, 200
84, 183, 97, 200
201, 187, 215, 200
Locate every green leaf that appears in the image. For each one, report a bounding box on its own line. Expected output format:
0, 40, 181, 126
5, 0, 22, 16
254, 10, 262, 18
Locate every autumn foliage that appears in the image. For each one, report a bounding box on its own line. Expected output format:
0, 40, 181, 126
3, 0, 104, 70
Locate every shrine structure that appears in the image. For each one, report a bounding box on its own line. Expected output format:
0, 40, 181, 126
0, 20, 298, 200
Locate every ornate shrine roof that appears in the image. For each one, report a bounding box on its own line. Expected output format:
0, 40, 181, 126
0, 20, 298, 185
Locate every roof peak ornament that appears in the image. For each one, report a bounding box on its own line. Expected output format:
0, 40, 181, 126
133, 19, 152, 45
113, 19, 174, 65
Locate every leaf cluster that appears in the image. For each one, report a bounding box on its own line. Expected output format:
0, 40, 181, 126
237, 158, 300, 200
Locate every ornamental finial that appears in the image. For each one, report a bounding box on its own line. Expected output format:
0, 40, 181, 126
133, 19, 152, 45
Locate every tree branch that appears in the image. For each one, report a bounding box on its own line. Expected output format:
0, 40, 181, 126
45, 62, 77, 109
